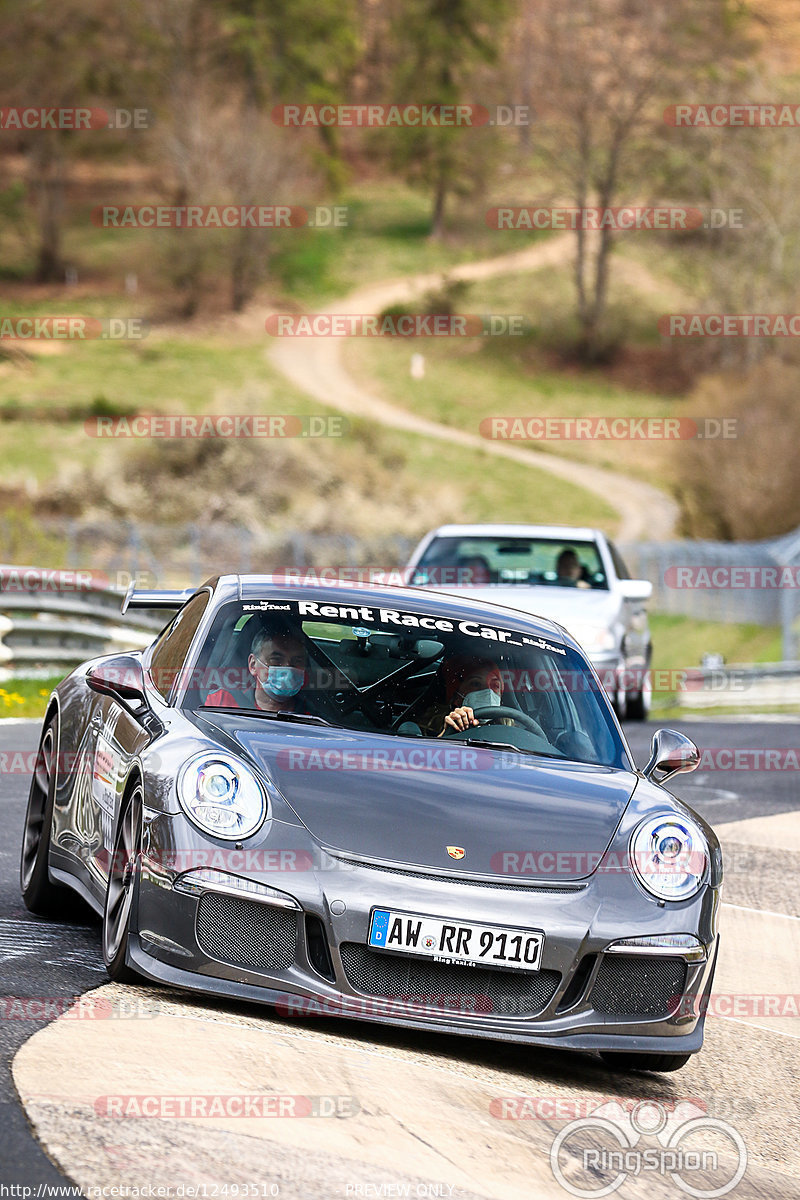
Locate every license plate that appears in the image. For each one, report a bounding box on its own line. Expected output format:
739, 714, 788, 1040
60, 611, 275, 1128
368, 908, 543, 971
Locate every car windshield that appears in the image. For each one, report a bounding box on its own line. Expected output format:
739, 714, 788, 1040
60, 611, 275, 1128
184, 597, 629, 769
412, 536, 608, 590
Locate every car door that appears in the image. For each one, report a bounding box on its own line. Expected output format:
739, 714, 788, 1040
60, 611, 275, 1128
608, 539, 649, 665
85, 592, 212, 888
83, 691, 150, 887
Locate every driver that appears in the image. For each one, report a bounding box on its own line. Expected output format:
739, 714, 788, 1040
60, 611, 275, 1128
438, 655, 506, 737
555, 548, 590, 588
205, 622, 311, 712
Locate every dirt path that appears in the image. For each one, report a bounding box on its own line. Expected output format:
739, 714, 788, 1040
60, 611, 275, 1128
268, 233, 681, 541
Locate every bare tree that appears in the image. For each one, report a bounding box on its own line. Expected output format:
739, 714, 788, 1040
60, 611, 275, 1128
526, 0, 745, 362
0, 0, 141, 281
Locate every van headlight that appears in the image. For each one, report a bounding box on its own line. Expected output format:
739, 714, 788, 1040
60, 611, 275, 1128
630, 814, 708, 901
178, 752, 267, 840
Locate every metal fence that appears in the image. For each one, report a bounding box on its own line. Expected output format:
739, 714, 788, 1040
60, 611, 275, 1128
4, 517, 800, 673
620, 527, 800, 659
8, 518, 417, 591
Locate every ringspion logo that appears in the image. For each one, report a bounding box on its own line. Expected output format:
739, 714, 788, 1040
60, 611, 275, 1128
548, 1099, 747, 1198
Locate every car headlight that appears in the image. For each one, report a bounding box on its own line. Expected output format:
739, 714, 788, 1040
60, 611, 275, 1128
630, 814, 708, 901
177, 752, 267, 840
573, 625, 617, 653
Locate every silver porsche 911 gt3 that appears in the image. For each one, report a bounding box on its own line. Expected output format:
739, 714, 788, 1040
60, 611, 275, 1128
20, 576, 721, 1072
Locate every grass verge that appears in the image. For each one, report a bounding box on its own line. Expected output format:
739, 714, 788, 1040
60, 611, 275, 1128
0, 677, 63, 719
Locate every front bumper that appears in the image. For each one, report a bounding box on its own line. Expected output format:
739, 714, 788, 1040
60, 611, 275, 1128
132, 815, 719, 1054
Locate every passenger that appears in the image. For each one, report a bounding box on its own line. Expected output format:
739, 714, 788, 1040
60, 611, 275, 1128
205, 623, 310, 712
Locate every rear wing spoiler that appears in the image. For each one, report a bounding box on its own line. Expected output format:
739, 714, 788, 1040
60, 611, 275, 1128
121, 583, 195, 615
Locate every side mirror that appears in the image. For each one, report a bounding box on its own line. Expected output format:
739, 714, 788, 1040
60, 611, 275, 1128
618, 579, 653, 601
87, 654, 147, 709
643, 728, 700, 784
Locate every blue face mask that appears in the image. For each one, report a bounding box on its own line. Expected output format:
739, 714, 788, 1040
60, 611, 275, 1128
260, 664, 305, 698
462, 688, 501, 711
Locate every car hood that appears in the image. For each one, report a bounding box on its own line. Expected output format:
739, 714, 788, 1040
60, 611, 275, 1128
197, 714, 638, 882
444, 584, 618, 625
435, 585, 622, 654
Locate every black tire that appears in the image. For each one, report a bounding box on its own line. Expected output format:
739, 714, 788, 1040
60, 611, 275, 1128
625, 684, 650, 722
600, 1051, 692, 1073
625, 653, 652, 722
102, 782, 143, 983
20, 717, 64, 915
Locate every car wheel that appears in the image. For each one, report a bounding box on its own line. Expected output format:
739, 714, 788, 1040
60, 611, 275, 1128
600, 1051, 692, 1073
625, 666, 651, 722
102, 781, 143, 984
20, 718, 64, 916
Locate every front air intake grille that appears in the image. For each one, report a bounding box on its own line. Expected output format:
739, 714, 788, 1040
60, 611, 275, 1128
339, 943, 560, 1018
590, 954, 687, 1018
305, 913, 335, 982
196, 892, 297, 972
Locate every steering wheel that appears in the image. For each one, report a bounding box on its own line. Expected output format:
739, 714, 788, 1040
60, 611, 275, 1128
467, 705, 548, 740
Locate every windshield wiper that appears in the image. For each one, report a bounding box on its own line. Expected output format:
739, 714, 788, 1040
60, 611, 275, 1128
200, 706, 334, 726
455, 738, 526, 754
455, 739, 567, 760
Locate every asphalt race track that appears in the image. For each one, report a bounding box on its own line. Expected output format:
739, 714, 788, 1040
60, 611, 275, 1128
2, 716, 800, 1198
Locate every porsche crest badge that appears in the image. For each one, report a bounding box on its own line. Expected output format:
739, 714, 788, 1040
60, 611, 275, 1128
447, 846, 465, 860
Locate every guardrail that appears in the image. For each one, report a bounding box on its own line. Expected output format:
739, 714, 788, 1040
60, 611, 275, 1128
4, 563, 800, 709
664, 661, 800, 711
0, 566, 168, 679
